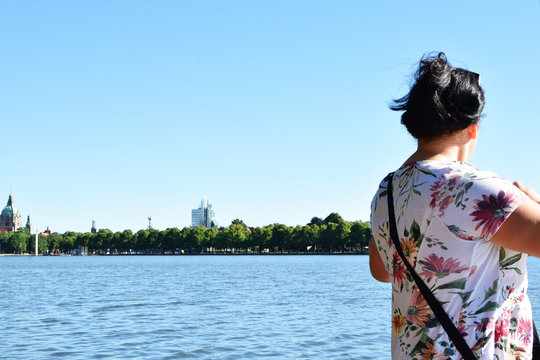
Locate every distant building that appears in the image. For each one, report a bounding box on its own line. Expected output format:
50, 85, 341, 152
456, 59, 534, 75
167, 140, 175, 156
91, 220, 97, 234
0, 195, 23, 232
26, 215, 33, 234
191, 197, 215, 228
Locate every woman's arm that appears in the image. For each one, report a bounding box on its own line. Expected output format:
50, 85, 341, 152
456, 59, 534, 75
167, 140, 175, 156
491, 182, 540, 257
369, 237, 391, 282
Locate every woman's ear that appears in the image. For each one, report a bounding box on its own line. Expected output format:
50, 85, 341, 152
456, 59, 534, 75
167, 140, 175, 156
467, 123, 479, 140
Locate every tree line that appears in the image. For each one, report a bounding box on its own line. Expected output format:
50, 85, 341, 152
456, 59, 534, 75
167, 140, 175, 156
0, 213, 371, 255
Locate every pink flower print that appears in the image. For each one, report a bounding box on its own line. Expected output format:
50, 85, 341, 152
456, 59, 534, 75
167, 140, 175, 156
439, 195, 453, 213
457, 323, 469, 338
418, 253, 469, 282
517, 317, 532, 346
494, 317, 509, 343
474, 317, 494, 333
448, 225, 475, 241
474, 321, 484, 332
429, 195, 438, 209
468, 265, 477, 278
392, 252, 407, 286
485, 318, 495, 333
470, 191, 515, 238
430, 178, 444, 192
429, 174, 467, 216
447, 176, 458, 188
495, 310, 511, 343
406, 289, 431, 327
429, 179, 445, 209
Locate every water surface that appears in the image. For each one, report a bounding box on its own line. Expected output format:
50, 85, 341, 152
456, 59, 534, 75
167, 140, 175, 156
1, 255, 539, 359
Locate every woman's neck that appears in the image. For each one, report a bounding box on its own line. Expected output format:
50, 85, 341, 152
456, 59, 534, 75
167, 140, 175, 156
403, 131, 475, 165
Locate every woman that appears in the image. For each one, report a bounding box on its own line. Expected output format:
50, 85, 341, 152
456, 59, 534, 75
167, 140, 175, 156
369, 52, 540, 359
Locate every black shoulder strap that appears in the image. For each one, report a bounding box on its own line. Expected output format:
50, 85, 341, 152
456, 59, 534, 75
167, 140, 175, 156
385, 172, 476, 360
534, 321, 540, 359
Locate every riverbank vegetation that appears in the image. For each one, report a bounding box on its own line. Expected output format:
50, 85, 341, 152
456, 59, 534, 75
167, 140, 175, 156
0, 213, 371, 255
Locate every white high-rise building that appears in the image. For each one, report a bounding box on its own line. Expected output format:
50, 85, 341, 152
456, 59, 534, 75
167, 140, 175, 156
191, 197, 215, 228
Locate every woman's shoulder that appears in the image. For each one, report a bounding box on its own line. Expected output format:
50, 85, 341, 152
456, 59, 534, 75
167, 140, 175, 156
403, 160, 510, 185
422, 161, 526, 241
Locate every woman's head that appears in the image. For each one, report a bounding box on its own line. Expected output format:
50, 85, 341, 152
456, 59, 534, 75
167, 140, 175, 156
391, 52, 485, 139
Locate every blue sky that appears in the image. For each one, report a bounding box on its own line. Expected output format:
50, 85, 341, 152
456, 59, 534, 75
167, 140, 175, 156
1, 1, 539, 233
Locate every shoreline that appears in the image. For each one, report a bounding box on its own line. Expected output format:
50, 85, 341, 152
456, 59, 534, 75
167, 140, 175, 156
1, 252, 368, 257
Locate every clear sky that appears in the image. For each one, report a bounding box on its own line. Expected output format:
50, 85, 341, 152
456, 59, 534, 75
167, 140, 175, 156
1, 1, 539, 233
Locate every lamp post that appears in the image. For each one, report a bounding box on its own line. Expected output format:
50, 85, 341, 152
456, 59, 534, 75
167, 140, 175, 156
35, 230, 38, 256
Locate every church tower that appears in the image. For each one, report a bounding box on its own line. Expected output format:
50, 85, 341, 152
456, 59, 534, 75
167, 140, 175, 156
26, 215, 33, 234
0, 194, 23, 232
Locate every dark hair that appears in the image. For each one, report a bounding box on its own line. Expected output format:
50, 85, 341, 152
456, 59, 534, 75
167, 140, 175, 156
390, 52, 485, 139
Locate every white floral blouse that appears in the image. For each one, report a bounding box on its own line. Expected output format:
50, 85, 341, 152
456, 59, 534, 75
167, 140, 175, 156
370, 160, 533, 359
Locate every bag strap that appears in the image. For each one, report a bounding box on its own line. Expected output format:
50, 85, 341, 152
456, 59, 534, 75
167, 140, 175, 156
533, 318, 540, 359
385, 172, 476, 360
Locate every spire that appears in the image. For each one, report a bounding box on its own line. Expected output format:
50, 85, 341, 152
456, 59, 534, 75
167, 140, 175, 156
7, 194, 13, 206
26, 215, 32, 234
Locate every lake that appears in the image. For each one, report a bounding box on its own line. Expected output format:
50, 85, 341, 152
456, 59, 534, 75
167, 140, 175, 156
1, 255, 539, 359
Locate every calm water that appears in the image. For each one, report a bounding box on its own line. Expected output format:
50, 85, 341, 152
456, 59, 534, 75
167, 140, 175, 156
1, 255, 539, 359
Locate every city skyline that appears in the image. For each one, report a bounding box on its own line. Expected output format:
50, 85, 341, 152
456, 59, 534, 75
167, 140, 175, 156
191, 197, 216, 229
1, 191, 356, 233
2, 1, 539, 233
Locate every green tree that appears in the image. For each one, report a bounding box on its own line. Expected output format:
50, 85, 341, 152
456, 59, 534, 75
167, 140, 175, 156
226, 224, 249, 250
74, 233, 93, 251
147, 229, 160, 251
134, 229, 150, 250
24, 233, 46, 254
302, 224, 319, 252
335, 221, 351, 251
214, 228, 229, 251
323, 212, 344, 225
308, 217, 324, 226
185, 226, 205, 250
37, 234, 49, 253
116, 229, 134, 250
47, 232, 63, 252
96, 229, 114, 251
230, 219, 248, 229
319, 223, 337, 251
317, 221, 350, 252
59, 233, 75, 253
270, 224, 292, 252
0, 232, 9, 253
8, 232, 28, 253
248, 226, 272, 252
349, 221, 371, 251
87, 231, 103, 252
288, 225, 309, 252
202, 227, 219, 249
162, 227, 182, 250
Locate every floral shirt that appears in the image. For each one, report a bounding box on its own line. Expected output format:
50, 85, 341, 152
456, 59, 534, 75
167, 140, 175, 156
370, 160, 533, 360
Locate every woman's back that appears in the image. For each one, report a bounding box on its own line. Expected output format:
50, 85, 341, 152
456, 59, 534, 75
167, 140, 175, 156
370, 159, 533, 359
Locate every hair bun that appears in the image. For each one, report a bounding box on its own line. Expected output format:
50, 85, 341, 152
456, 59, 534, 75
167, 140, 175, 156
427, 53, 451, 88
390, 52, 485, 139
